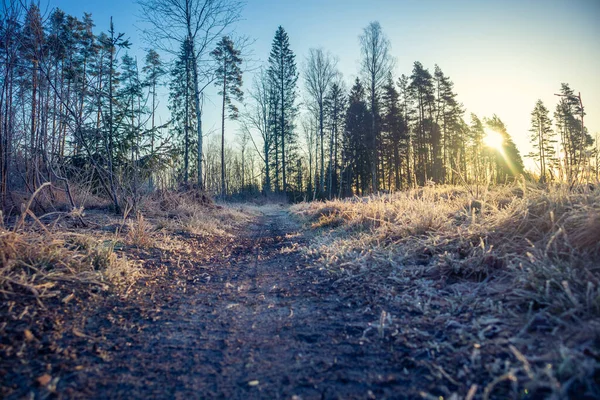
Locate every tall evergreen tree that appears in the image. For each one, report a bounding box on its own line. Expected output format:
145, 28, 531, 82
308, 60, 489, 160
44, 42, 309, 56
433, 65, 463, 183
169, 38, 196, 184
20, 3, 44, 190
554, 83, 592, 182
324, 80, 346, 198
99, 17, 129, 213
528, 100, 556, 183
118, 53, 142, 153
211, 36, 243, 197
343, 78, 371, 195
408, 61, 436, 185
138, 0, 244, 189
267, 26, 297, 193
142, 49, 165, 157
381, 74, 406, 190
397, 74, 413, 187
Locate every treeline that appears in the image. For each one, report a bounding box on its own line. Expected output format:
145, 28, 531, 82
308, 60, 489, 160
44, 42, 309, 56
246, 22, 596, 200
0, 1, 598, 212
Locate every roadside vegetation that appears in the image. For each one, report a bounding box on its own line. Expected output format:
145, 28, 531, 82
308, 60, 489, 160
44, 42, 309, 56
0, 188, 249, 304
293, 182, 600, 399
0, 187, 255, 398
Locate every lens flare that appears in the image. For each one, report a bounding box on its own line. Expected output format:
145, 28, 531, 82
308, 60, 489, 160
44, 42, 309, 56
483, 128, 504, 150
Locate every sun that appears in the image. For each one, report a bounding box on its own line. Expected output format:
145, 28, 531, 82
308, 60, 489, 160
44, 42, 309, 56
483, 128, 504, 150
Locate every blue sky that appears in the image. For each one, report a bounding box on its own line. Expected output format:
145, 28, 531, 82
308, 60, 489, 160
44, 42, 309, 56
49, 0, 600, 167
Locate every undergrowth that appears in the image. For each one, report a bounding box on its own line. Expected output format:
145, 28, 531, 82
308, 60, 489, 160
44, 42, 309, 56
0, 188, 250, 308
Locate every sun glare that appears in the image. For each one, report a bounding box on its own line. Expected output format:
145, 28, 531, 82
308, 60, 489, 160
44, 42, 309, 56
483, 128, 504, 150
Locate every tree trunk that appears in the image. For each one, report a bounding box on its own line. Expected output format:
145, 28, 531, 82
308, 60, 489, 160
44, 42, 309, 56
319, 103, 324, 196
28, 60, 38, 191
189, 38, 204, 190
221, 69, 226, 197
280, 58, 286, 193
107, 20, 121, 214
184, 56, 190, 185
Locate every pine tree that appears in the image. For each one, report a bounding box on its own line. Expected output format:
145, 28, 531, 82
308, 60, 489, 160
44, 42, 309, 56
267, 26, 297, 193
408, 61, 436, 185
554, 83, 592, 182
381, 74, 407, 190
397, 74, 413, 187
100, 18, 129, 213
119, 53, 142, 152
169, 38, 196, 185
142, 49, 165, 158
343, 78, 372, 195
528, 100, 556, 183
211, 36, 243, 197
485, 115, 524, 182
138, 0, 244, 190
433, 65, 463, 183
118, 53, 146, 206
324, 80, 346, 198
20, 3, 44, 190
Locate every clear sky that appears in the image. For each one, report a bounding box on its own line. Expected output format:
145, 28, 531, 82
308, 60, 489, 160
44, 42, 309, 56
49, 0, 600, 168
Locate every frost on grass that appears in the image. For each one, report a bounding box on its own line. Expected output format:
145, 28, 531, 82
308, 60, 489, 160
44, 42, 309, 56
292, 183, 600, 399
0, 189, 252, 308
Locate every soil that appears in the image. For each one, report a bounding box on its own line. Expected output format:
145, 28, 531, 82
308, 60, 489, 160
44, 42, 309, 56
1, 207, 418, 399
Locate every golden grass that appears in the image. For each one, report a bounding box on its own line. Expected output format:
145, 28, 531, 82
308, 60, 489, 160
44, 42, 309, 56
293, 184, 600, 311
125, 211, 155, 248
292, 183, 600, 398
139, 190, 253, 238
0, 189, 252, 305
0, 228, 139, 303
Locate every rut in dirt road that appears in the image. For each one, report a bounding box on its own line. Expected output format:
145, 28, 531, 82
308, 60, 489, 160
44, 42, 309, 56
75, 207, 408, 399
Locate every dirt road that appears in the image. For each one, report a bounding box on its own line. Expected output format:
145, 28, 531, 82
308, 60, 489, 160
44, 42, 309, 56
3, 207, 410, 399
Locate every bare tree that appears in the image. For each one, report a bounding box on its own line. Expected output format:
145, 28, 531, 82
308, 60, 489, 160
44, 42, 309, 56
304, 48, 337, 197
211, 36, 243, 198
359, 21, 394, 192
240, 69, 272, 194
138, 0, 244, 189
301, 114, 317, 200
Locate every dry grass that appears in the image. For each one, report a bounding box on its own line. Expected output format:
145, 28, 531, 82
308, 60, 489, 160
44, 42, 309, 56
0, 189, 252, 308
0, 228, 139, 303
292, 183, 600, 398
139, 190, 253, 238
125, 211, 155, 248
